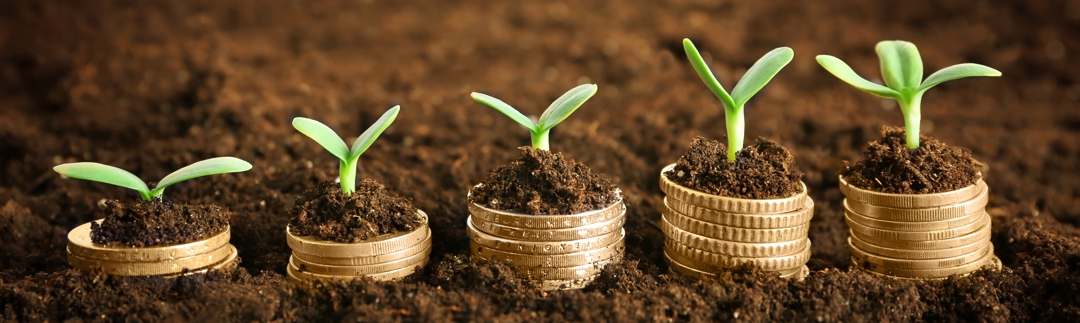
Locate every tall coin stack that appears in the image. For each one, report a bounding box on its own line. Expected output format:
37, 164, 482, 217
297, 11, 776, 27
67, 220, 239, 276
466, 187, 626, 291
286, 211, 432, 286
659, 164, 814, 280
840, 176, 1000, 279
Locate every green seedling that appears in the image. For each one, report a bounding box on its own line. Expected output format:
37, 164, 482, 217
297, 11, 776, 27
292, 106, 400, 195
683, 38, 794, 161
471, 84, 598, 150
53, 157, 252, 201
816, 40, 1001, 149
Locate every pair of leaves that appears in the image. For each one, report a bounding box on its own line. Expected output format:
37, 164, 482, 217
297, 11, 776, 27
683, 39, 794, 113
292, 106, 400, 165
53, 157, 253, 201
471, 84, 598, 137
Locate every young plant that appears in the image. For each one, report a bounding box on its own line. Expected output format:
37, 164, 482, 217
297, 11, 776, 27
292, 106, 400, 195
816, 40, 1001, 149
683, 38, 794, 161
471, 84, 598, 150
53, 157, 252, 201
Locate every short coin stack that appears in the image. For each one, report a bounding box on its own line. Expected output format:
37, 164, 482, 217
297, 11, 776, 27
67, 220, 239, 276
840, 176, 1000, 279
659, 164, 814, 280
466, 188, 626, 291
286, 211, 432, 286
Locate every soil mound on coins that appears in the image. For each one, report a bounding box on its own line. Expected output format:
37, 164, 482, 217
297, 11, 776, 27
469, 147, 619, 215
665, 137, 803, 199
289, 180, 422, 243
90, 200, 229, 247
842, 126, 981, 194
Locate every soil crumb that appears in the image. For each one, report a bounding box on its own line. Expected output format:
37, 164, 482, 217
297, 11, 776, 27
665, 137, 804, 199
469, 147, 619, 215
842, 126, 981, 194
90, 200, 230, 247
289, 179, 422, 243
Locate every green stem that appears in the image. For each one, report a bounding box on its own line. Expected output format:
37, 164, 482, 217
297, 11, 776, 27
339, 159, 357, 195
532, 130, 550, 150
900, 93, 923, 149
725, 108, 745, 161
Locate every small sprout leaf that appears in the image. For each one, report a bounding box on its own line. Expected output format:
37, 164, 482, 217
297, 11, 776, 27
349, 105, 401, 161
816, 55, 901, 98
730, 47, 794, 108
151, 157, 252, 197
538, 84, 598, 131
918, 63, 1002, 93
292, 117, 350, 161
471, 92, 536, 130
53, 163, 151, 201
875, 41, 923, 91
683, 39, 737, 110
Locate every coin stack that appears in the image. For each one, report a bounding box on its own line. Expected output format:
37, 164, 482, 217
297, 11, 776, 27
466, 187, 626, 291
658, 164, 814, 280
840, 176, 1000, 279
285, 211, 432, 286
67, 220, 239, 276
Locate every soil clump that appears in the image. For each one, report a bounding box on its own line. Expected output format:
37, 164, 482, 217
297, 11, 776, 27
842, 127, 981, 194
665, 136, 804, 199
90, 200, 229, 247
288, 180, 421, 243
468, 147, 619, 215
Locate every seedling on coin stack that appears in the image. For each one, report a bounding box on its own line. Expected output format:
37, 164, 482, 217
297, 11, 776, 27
657, 39, 813, 280
466, 84, 627, 291
818, 40, 1001, 279
286, 106, 432, 286
53, 157, 251, 277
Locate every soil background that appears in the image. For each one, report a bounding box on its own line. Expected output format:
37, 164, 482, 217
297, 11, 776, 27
1, 0, 1079, 322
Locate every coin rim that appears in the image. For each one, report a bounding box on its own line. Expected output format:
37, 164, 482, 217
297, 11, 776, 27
474, 253, 623, 280
471, 234, 625, 268
659, 215, 810, 256
845, 211, 988, 241
292, 231, 432, 266
849, 239, 993, 269
290, 244, 431, 275
468, 186, 626, 230
664, 238, 811, 271
67, 220, 231, 262
847, 233, 992, 260
665, 197, 814, 229
852, 247, 997, 278
470, 210, 626, 241
466, 217, 625, 255
287, 257, 427, 283
844, 202, 984, 232
286, 210, 430, 258
660, 164, 808, 214
838, 175, 983, 209
664, 207, 811, 243
843, 182, 988, 221
68, 244, 236, 276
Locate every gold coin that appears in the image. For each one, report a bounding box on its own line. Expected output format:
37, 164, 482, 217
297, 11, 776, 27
475, 253, 622, 280
157, 243, 240, 278
68, 244, 236, 276
287, 256, 427, 284
849, 220, 991, 250
468, 187, 625, 230
466, 217, 624, 255
472, 234, 624, 268
855, 255, 1002, 280
843, 182, 988, 222
845, 211, 987, 241
853, 249, 998, 278
290, 244, 431, 276
839, 175, 983, 209
780, 265, 810, 281
850, 239, 993, 269
664, 245, 806, 275
848, 233, 991, 260
663, 208, 810, 243
536, 276, 599, 291
293, 231, 432, 266
664, 252, 803, 280
660, 164, 808, 214
660, 215, 808, 257
664, 238, 811, 271
844, 203, 984, 232
67, 220, 231, 262
665, 197, 814, 229
286, 210, 429, 258
470, 210, 625, 242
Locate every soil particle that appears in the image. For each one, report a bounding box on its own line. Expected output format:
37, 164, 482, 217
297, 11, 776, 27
665, 137, 804, 199
288, 179, 422, 243
468, 147, 619, 215
90, 200, 230, 247
842, 127, 981, 194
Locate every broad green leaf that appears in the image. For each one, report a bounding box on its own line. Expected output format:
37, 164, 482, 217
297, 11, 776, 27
151, 157, 252, 197
292, 117, 350, 161
348, 105, 400, 161
875, 41, 923, 91
538, 84, 597, 131
54, 163, 151, 200
683, 39, 737, 111
816, 55, 901, 99
730, 47, 794, 108
471, 92, 537, 131
918, 63, 1001, 93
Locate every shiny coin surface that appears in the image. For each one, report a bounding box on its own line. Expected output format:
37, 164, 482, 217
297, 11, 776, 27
288, 257, 427, 284
472, 234, 624, 268
68, 244, 236, 276
660, 216, 809, 257
470, 210, 625, 242
160, 243, 240, 278
665, 253, 808, 281
854, 251, 998, 278
847, 234, 991, 260
660, 164, 808, 214
286, 211, 429, 258
779, 265, 810, 280
664, 239, 811, 271
664, 245, 804, 274
291, 244, 431, 276
850, 240, 993, 270
849, 221, 991, 250
844, 203, 983, 232
67, 220, 231, 262
293, 232, 431, 266
467, 218, 624, 255
845, 211, 987, 241
468, 186, 625, 230
665, 197, 814, 229
856, 256, 1003, 280
664, 208, 810, 243
843, 182, 988, 222
839, 175, 983, 209
503, 254, 622, 280
536, 276, 600, 291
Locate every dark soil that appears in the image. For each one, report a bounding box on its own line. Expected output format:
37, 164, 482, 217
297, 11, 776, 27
469, 147, 619, 215
666, 136, 804, 199
2, 0, 1080, 322
842, 126, 982, 194
90, 199, 229, 247
289, 179, 422, 243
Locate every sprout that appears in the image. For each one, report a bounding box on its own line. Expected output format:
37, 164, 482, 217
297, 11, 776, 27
292, 106, 400, 195
816, 40, 1002, 149
683, 38, 794, 161
53, 157, 252, 201
471, 84, 598, 150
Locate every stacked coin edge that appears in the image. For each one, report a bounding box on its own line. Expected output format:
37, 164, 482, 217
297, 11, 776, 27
67, 220, 239, 277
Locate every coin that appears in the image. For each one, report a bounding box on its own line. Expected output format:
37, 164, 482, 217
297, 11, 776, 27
472, 234, 624, 267
663, 208, 810, 243
470, 210, 625, 241
843, 183, 988, 222
664, 238, 811, 271
664, 252, 804, 280
68, 244, 236, 276
665, 197, 814, 229
845, 211, 987, 241
848, 233, 990, 260
839, 175, 983, 209
536, 276, 600, 291
854, 249, 998, 278
844, 203, 983, 232
291, 244, 431, 276
660, 164, 808, 214
855, 255, 1002, 280
286, 211, 429, 258
660, 216, 809, 257
475, 253, 622, 280
67, 220, 231, 262
850, 240, 992, 269
664, 245, 806, 274
779, 265, 809, 280
158, 243, 240, 278
849, 220, 991, 250
287, 256, 427, 284
467, 218, 624, 255
468, 188, 625, 230
293, 231, 432, 266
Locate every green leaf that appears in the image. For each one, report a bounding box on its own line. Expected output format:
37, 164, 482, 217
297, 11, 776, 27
471, 92, 537, 131
54, 163, 151, 200
292, 117, 350, 161
875, 41, 923, 91
150, 157, 252, 197
537, 84, 597, 131
730, 47, 794, 108
683, 39, 737, 111
348, 105, 400, 161
816, 55, 901, 99
918, 63, 1001, 93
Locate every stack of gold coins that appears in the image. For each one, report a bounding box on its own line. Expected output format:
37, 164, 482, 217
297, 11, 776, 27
466, 188, 626, 291
285, 211, 432, 286
659, 164, 814, 280
840, 176, 1000, 279
67, 220, 239, 276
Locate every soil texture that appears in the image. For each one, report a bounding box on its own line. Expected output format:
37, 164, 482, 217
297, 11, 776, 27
666, 136, 804, 199
469, 147, 619, 215
90, 199, 229, 247
289, 180, 421, 243
842, 126, 982, 194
